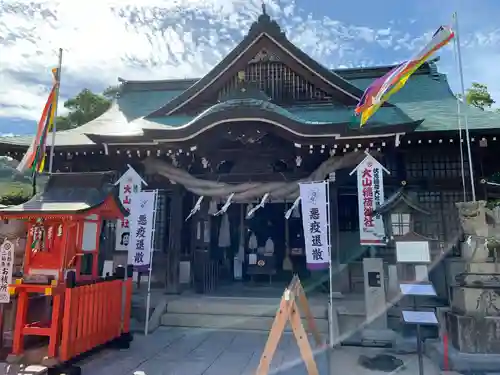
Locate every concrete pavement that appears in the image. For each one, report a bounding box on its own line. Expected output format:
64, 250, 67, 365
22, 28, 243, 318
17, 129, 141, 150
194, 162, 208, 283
81, 327, 443, 375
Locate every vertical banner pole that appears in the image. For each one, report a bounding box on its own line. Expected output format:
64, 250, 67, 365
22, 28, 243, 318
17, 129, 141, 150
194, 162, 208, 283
326, 181, 334, 348
144, 189, 158, 336
48, 48, 63, 174
453, 11, 476, 201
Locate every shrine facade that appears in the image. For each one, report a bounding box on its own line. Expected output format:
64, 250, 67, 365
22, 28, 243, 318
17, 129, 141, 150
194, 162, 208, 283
2, 9, 500, 295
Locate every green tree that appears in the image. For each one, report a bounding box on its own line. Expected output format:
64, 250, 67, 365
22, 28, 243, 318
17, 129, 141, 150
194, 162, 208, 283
465, 82, 495, 110
55, 86, 120, 131
0, 189, 31, 206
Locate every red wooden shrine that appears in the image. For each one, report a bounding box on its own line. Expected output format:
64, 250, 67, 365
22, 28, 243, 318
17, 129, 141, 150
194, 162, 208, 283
0, 172, 133, 368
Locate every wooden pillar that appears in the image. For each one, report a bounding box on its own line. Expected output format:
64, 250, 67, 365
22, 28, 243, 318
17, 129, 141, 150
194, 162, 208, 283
165, 185, 184, 294
192, 199, 212, 294
12, 290, 28, 355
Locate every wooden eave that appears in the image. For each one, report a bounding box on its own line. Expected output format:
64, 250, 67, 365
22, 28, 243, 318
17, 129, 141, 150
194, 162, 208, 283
85, 112, 422, 146
85, 194, 128, 220
0, 195, 127, 221
373, 187, 431, 216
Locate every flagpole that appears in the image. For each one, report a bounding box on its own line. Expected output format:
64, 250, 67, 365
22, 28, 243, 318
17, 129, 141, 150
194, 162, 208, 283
452, 21, 467, 201
145, 189, 158, 336
453, 12, 476, 201
48, 48, 63, 174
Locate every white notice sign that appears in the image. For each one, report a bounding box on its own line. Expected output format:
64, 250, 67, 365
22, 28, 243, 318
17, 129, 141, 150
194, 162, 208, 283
0, 240, 14, 303
128, 191, 157, 268
115, 165, 147, 251
299, 181, 330, 270
399, 283, 437, 297
349, 152, 388, 246
402, 310, 438, 325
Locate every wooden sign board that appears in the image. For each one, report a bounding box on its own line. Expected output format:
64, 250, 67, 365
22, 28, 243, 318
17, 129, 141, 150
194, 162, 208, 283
255, 275, 323, 375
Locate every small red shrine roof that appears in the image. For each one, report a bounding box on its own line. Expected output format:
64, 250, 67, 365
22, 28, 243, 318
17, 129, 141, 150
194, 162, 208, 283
0, 172, 128, 219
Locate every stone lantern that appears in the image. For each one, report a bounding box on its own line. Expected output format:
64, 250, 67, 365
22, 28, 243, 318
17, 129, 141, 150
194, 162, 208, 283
373, 182, 431, 244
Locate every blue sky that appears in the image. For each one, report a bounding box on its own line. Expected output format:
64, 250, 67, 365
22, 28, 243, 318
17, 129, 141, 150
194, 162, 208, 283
0, 0, 499, 136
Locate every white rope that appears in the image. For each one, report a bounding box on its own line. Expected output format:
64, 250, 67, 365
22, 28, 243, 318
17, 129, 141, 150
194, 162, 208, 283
143, 151, 369, 201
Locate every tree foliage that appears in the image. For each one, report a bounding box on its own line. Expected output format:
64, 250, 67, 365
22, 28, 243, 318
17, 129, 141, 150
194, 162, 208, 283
465, 82, 496, 111
56, 86, 119, 131
0, 187, 31, 206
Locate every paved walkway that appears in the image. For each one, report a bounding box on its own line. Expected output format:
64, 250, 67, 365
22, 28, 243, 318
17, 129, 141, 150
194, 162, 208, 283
81, 328, 442, 375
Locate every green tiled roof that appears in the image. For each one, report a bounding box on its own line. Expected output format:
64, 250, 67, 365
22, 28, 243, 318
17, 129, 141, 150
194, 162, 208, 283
3, 63, 500, 149
117, 89, 185, 121
123, 65, 500, 132
146, 98, 413, 128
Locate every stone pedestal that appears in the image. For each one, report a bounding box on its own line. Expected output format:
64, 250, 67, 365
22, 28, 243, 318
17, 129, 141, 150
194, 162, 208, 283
363, 257, 387, 329
446, 312, 500, 353
446, 201, 500, 355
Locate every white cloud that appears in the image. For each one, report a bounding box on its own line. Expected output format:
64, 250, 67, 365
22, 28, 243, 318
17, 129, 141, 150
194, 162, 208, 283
0, 0, 395, 125
0, 0, 499, 129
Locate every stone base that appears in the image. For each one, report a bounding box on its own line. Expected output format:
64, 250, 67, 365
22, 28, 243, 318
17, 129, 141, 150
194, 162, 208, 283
426, 338, 500, 372
446, 311, 500, 353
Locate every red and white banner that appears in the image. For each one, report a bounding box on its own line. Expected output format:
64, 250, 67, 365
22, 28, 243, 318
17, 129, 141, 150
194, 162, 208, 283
350, 153, 388, 246
114, 165, 147, 251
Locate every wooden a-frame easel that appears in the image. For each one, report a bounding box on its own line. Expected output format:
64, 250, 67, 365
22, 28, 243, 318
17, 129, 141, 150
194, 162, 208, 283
255, 275, 324, 375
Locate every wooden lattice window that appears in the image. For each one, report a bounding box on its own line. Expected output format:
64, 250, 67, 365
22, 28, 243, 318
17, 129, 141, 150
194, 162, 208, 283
215, 49, 334, 105
406, 152, 470, 179
154, 191, 169, 253
414, 191, 443, 239
414, 190, 468, 242
391, 213, 411, 236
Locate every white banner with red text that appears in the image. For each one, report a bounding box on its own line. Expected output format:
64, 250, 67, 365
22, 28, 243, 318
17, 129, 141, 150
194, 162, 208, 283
352, 154, 387, 246
114, 165, 147, 251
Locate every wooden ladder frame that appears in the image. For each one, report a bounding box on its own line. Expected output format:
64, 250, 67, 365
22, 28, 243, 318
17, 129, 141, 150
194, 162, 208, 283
255, 275, 324, 375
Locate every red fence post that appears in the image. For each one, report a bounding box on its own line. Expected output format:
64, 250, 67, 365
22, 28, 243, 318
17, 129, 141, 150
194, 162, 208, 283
105, 281, 114, 342
89, 282, 97, 350
115, 280, 123, 338
95, 282, 103, 347
60, 271, 135, 363
83, 285, 92, 354
122, 277, 133, 335
60, 271, 76, 362
12, 290, 28, 355
47, 293, 62, 358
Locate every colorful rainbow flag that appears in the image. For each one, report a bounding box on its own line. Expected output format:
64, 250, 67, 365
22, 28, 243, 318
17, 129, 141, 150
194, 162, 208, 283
355, 26, 455, 127
17, 69, 59, 174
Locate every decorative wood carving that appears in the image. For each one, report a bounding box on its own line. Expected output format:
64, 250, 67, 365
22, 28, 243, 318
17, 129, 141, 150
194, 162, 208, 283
248, 48, 281, 63
212, 61, 333, 105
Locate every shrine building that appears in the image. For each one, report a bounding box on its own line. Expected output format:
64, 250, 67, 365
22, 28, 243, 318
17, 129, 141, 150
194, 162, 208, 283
1, 9, 500, 298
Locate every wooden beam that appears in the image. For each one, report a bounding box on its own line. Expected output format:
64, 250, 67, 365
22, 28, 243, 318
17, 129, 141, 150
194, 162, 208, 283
165, 185, 183, 293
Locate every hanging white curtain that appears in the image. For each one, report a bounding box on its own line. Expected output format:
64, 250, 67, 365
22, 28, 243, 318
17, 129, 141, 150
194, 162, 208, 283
208, 200, 218, 215
248, 232, 258, 250
264, 237, 274, 254
218, 213, 231, 248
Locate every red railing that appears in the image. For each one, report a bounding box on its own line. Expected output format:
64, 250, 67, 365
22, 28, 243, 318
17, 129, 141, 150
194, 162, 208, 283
59, 273, 133, 362
8, 266, 133, 364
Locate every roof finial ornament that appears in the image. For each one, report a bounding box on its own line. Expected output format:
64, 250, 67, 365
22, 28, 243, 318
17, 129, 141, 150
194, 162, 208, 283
261, 1, 267, 15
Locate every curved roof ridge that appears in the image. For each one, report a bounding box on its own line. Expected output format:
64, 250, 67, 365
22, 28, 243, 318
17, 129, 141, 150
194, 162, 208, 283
66, 102, 143, 137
